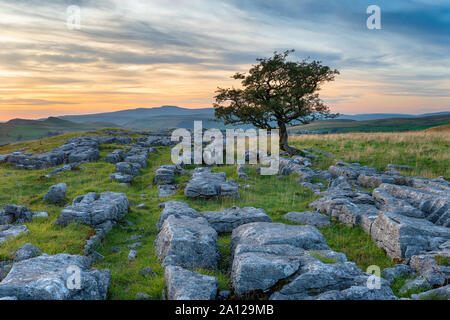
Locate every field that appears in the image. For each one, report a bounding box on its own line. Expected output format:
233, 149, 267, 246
291, 131, 450, 180
0, 130, 448, 299
289, 114, 450, 134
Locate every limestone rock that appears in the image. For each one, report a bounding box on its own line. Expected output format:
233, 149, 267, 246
0, 254, 110, 300
165, 266, 219, 300
200, 206, 272, 233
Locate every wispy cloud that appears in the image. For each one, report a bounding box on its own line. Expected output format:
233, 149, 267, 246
0, 0, 448, 119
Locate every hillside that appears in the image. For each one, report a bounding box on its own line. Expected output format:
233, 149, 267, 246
59, 106, 216, 127
289, 114, 450, 134
0, 117, 117, 145
0, 130, 448, 300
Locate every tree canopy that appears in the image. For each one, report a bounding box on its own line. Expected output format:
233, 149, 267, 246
213, 50, 339, 153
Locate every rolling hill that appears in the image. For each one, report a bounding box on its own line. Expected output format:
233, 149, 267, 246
0, 117, 117, 145
289, 114, 450, 134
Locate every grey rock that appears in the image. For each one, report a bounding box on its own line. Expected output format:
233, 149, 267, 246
164, 266, 219, 300
55, 192, 129, 228
158, 184, 176, 197
1, 205, 32, 224
32, 211, 48, 219
135, 292, 150, 300
155, 215, 219, 269
43, 183, 66, 205
128, 250, 138, 262
399, 276, 430, 294
127, 242, 143, 249
14, 244, 41, 262
382, 264, 415, 284
156, 201, 201, 231
139, 267, 156, 277
0, 254, 110, 300
184, 167, 239, 199
370, 211, 450, 259
0, 225, 30, 244
230, 222, 330, 295
411, 284, 450, 300
200, 206, 272, 233
284, 211, 331, 227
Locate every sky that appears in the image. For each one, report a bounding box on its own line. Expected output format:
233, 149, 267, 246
0, 0, 449, 121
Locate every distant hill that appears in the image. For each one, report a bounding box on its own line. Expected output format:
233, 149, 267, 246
337, 111, 450, 121
0, 117, 117, 144
289, 114, 450, 134
59, 106, 216, 127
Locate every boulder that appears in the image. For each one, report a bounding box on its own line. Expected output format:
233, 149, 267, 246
0, 254, 110, 300
154, 165, 177, 184
0, 225, 30, 245
156, 201, 201, 231
411, 284, 450, 300
158, 184, 176, 197
370, 211, 450, 259
43, 183, 67, 205
165, 266, 219, 300
200, 206, 273, 233
13, 243, 41, 262
382, 264, 415, 284
184, 167, 239, 199
283, 211, 331, 227
230, 222, 330, 295
55, 192, 129, 228
0, 205, 32, 224
155, 215, 219, 269
270, 260, 396, 300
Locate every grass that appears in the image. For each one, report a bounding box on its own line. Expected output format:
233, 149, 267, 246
319, 221, 394, 271
288, 114, 450, 134
434, 255, 449, 267
0, 129, 448, 299
290, 131, 450, 179
390, 275, 430, 299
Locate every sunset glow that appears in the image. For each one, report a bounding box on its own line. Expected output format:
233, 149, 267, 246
0, 0, 449, 121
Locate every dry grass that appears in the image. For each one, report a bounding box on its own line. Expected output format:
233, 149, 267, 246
290, 131, 450, 179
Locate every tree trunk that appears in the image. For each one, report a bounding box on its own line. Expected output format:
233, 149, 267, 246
278, 121, 298, 155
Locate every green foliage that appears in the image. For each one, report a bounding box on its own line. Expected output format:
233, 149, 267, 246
319, 221, 394, 272
434, 255, 449, 266
214, 50, 339, 151
390, 275, 430, 299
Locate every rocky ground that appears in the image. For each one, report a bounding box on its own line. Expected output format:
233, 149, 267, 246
0, 130, 448, 300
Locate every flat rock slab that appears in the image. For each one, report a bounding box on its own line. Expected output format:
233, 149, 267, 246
184, 167, 239, 199
165, 266, 218, 300
200, 206, 273, 233
55, 192, 129, 228
270, 260, 396, 300
230, 222, 330, 295
370, 211, 450, 259
155, 215, 219, 269
0, 254, 110, 300
158, 184, 176, 197
156, 201, 200, 231
0, 225, 30, 244
4, 136, 99, 169
283, 211, 331, 227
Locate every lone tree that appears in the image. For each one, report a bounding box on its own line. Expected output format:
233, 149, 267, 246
213, 50, 339, 154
